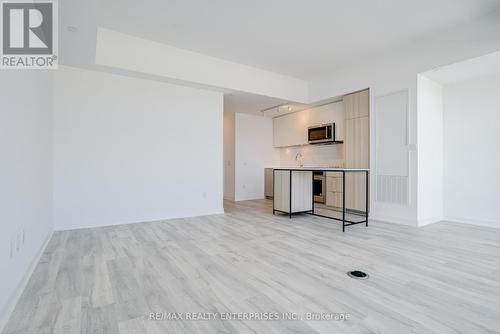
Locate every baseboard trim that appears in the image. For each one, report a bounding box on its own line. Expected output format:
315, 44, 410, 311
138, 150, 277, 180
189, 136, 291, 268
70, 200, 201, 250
444, 216, 500, 229
56, 209, 227, 231
54, 206, 224, 231
418, 217, 444, 227
234, 196, 266, 202
369, 214, 418, 226
0, 230, 53, 333
371, 215, 446, 228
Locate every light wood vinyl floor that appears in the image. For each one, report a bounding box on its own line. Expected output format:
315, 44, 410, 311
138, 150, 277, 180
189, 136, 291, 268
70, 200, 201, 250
3, 199, 500, 333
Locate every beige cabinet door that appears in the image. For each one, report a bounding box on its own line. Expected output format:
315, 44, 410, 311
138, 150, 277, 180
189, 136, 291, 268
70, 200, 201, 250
326, 191, 343, 208
265, 168, 274, 198
325, 172, 344, 209
344, 93, 355, 120
346, 173, 368, 212
273, 117, 286, 147
273, 110, 310, 147
344, 90, 369, 212
345, 89, 369, 120
274, 170, 312, 213
274, 170, 290, 212
345, 117, 369, 168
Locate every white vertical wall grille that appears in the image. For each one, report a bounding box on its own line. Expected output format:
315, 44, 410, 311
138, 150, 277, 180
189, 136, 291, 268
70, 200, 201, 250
375, 175, 408, 205
374, 90, 410, 206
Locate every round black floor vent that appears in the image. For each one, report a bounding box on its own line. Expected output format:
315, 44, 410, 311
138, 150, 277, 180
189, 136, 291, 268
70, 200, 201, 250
347, 270, 369, 279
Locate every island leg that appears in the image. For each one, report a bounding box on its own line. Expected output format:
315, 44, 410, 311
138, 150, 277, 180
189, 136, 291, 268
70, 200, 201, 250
289, 170, 292, 219
272, 169, 275, 215
311, 171, 314, 215
365, 170, 369, 227
342, 170, 346, 232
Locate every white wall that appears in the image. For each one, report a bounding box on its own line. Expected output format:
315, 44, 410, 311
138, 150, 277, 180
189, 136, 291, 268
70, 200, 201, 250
417, 75, 444, 226
234, 113, 279, 201
223, 112, 235, 200
53, 66, 224, 230
443, 73, 500, 228
0, 71, 54, 330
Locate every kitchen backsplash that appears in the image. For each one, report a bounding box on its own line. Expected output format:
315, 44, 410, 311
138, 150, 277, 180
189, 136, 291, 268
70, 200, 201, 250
280, 144, 344, 167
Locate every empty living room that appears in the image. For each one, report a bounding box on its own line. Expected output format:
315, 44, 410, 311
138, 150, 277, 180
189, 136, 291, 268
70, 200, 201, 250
1, 1, 500, 333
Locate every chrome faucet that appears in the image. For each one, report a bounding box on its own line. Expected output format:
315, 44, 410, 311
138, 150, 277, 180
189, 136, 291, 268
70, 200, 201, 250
295, 152, 303, 167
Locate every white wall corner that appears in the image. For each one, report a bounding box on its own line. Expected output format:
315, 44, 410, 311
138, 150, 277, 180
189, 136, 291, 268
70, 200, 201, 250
416, 74, 444, 224
233, 113, 278, 202
0, 230, 53, 333
417, 217, 444, 227
442, 72, 500, 229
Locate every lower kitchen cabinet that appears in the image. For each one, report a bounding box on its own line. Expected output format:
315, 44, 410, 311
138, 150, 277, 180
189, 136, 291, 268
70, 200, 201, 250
273, 170, 313, 213
264, 168, 273, 199
325, 172, 343, 208
324, 172, 368, 212
326, 191, 343, 208
346, 173, 368, 212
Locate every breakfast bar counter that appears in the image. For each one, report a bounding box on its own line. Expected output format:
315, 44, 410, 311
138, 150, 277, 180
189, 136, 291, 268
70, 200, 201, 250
272, 167, 369, 232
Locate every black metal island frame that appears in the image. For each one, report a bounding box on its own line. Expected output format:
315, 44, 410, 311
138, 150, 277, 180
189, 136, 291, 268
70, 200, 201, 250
272, 167, 369, 232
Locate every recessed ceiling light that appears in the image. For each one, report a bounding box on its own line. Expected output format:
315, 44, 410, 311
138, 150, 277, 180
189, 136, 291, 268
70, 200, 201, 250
67, 26, 78, 32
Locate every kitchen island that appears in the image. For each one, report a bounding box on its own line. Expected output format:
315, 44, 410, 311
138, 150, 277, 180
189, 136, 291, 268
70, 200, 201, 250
272, 167, 369, 232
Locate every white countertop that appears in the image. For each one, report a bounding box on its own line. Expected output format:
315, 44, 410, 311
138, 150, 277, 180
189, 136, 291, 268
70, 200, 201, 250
269, 167, 369, 171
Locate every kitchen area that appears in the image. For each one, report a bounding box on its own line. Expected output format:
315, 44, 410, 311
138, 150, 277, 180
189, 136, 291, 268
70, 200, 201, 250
224, 89, 370, 231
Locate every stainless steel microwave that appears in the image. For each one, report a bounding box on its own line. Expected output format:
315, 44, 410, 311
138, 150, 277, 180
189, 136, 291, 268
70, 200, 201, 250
308, 123, 335, 144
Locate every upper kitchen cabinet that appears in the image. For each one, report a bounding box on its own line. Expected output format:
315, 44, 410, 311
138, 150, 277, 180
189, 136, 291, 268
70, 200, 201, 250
308, 102, 345, 140
345, 89, 369, 119
273, 101, 344, 148
273, 109, 309, 147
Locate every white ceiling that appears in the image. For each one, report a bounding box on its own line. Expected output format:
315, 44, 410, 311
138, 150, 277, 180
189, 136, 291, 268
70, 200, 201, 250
423, 51, 500, 84
97, 0, 500, 79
